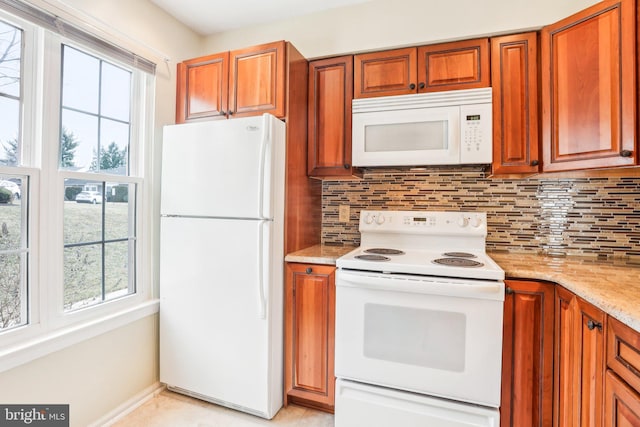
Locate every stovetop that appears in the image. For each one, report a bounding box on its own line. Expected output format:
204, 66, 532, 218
336, 210, 505, 281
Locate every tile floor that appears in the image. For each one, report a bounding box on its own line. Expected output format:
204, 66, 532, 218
110, 390, 334, 427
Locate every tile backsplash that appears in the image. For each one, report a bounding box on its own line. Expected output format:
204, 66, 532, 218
321, 167, 640, 258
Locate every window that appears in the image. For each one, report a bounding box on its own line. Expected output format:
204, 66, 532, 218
0, 1, 156, 365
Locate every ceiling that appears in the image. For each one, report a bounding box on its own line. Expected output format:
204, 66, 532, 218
151, 0, 374, 36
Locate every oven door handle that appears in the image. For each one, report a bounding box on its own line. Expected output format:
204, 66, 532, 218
337, 271, 504, 300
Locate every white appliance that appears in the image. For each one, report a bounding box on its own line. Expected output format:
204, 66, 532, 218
351, 87, 492, 167
159, 113, 286, 419
335, 210, 505, 427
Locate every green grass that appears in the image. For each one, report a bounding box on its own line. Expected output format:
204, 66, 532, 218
0, 199, 134, 329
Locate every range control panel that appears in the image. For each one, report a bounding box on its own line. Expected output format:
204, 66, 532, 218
360, 210, 487, 236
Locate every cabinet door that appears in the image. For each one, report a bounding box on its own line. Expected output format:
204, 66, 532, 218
417, 38, 490, 92
541, 0, 636, 172
501, 280, 554, 427
284, 263, 336, 411
491, 32, 540, 175
308, 56, 354, 177
555, 287, 606, 427
604, 370, 640, 427
229, 40, 286, 118
607, 316, 640, 394
176, 52, 229, 123
354, 47, 417, 98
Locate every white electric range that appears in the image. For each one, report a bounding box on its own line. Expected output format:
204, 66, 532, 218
334, 210, 505, 427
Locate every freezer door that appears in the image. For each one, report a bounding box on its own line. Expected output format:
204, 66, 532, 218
161, 114, 285, 219
159, 216, 282, 418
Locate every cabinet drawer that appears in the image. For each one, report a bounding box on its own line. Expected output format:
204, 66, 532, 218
607, 316, 640, 394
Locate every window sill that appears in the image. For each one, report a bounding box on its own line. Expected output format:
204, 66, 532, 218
0, 299, 160, 374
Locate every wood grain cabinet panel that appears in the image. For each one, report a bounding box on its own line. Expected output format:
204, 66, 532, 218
229, 41, 286, 118
541, 0, 636, 172
491, 32, 540, 175
604, 370, 640, 427
554, 286, 606, 427
354, 47, 417, 98
307, 56, 356, 178
284, 263, 336, 412
418, 38, 490, 92
176, 52, 229, 123
501, 280, 554, 427
608, 316, 640, 395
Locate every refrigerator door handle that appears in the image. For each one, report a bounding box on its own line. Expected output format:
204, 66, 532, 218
257, 116, 271, 219
257, 219, 270, 319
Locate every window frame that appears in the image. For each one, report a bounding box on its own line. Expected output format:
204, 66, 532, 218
0, 7, 157, 372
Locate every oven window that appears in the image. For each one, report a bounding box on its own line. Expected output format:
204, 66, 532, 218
363, 304, 466, 372
364, 121, 448, 152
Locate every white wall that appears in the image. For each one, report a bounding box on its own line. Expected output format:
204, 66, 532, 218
202, 0, 600, 59
0, 1, 200, 425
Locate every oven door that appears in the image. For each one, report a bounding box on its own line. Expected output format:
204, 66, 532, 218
335, 269, 504, 407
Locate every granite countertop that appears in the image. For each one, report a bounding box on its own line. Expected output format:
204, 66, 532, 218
489, 251, 640, 333
285, 244, 640, 334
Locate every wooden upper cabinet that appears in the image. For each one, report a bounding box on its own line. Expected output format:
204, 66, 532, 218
541, 0, 636, 172
501, 280, 554, 427
354, 38, 489, 98
176, 41, 287, 123
491, 32, 540, 175
418, 38, 490, 92
354, 47, 417, 98
229, 41, 286, 118
176, 52, 229, 124
308, 56, 355, 178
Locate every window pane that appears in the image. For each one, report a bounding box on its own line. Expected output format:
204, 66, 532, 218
60, 109, 98, 171
0, 174, 27, 333
104, 240, 133, 301
0, 20, 22, 98
63, 179, 103, 245
62, 46, 99, 114
101, 62, 131, 122
0, 253, 26, 331
64, 244, 101, 310
0, 97, 20, 166
105, 183, 132, 240
98, 119, 129, 174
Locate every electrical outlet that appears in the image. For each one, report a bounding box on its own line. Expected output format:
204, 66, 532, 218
339, 205, 350, 222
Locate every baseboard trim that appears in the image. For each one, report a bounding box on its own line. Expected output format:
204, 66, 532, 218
90, 382, 165, 426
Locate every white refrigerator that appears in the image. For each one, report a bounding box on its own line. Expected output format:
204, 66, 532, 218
159, 114, 286, 419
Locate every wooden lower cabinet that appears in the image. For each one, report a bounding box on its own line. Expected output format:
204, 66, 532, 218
284, 263, 336, 412
501, 280, 555, 427
554, 286, 606, 427
604, 370, 640, 426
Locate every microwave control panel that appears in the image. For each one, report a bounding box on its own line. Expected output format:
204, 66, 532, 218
460, 103, 492, 164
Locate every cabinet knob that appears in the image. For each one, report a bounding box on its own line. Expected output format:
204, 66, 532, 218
305, 267, 313, 274
409, 83, 416, 90
418, 82, 426, 89
344, 164, 350, 169
228, 111, 234, 116
587, 319, 603, 331
505, 287, 514, 295
531, 160, 540, 166
620, 150, 633, 158
220, 111, 226, 116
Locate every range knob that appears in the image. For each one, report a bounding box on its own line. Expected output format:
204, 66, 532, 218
458, 216, 469, 227
365, 213, 374, 224
376, 214, 386, 225
470, 217, 483, 228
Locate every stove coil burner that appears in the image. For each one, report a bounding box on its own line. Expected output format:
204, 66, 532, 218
442, 252, 477, 258
433, 258, 484, 268
355, 254, 391, 262
364, 248, 405, 256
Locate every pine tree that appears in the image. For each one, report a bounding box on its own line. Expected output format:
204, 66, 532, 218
60, 126, 79, 167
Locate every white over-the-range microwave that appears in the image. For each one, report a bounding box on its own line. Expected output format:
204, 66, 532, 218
351, 87, 492, 167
